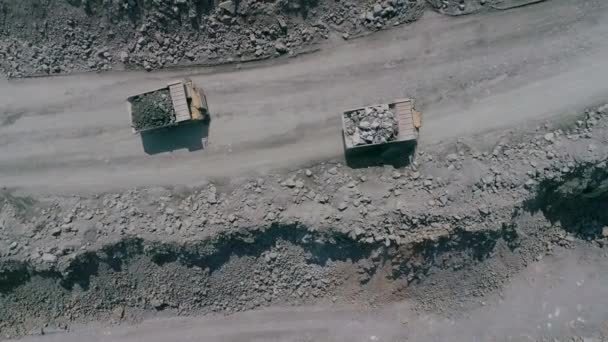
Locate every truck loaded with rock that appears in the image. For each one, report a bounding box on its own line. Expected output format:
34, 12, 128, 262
130, 85, 419, 162
128, 79, 208, 132
342, 99, 421, 165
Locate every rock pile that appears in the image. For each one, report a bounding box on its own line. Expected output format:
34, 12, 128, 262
130, 89, 175, 131
426, 0, 487, 15
343, 104, 399, 146
0, 0, 425, 77
361, 0, 424, 30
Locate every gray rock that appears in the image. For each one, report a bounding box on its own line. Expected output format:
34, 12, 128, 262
305, 169, 313, 177
478, 205, 490, 216
27, 327, 44, 336
275, 41, 288, 54
112, 306, 125, 320
96, 47, 109, 58
143, 61, 152, 71
151, 298, 165, 310
544, 132, 555, 142
9, 241, 18, 250
42, 253, 57, 263
207, 192, 218, 204
524, 179, 536, 189
602, 226, 608, 237
337, 202, 348, 211
373, 4, 383, 16
365, 11, 375, 21
381, 6, 395, 17
315, 194, 329, 204
219, 0, 236, 14
283, 178, 296, 188
344, 105, 398, 145
482, 176, 494, 185
446, 153, 458, 162
277, 18, 288, 32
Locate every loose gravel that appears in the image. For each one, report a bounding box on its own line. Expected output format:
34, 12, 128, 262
1, 103, 608, 338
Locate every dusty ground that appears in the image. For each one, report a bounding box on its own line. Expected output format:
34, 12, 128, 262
1, 102, 607, 338
10, 244, 608, 342
1, 0, 608, 341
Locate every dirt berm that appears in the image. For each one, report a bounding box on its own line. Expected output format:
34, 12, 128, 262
0, 0, 531, 78
1, 103, 607, 338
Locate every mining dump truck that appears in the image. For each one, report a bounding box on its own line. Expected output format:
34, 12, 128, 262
127, 79, 208, 133
341, 98, 421, 167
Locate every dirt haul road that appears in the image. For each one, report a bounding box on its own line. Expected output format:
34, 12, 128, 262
1, 0, 608, 194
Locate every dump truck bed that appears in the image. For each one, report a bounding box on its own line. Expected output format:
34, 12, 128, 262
127, 79, 208, 134
342, 98, 419, 150
127, 85, 179, 134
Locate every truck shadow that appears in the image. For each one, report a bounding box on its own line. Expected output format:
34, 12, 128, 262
344, 136, 417, 169
140, 121, 210, 155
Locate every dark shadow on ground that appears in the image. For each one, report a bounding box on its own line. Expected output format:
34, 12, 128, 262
523, 160, 608, 239
140, 120, 210, 155
343, 134, 417, 169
